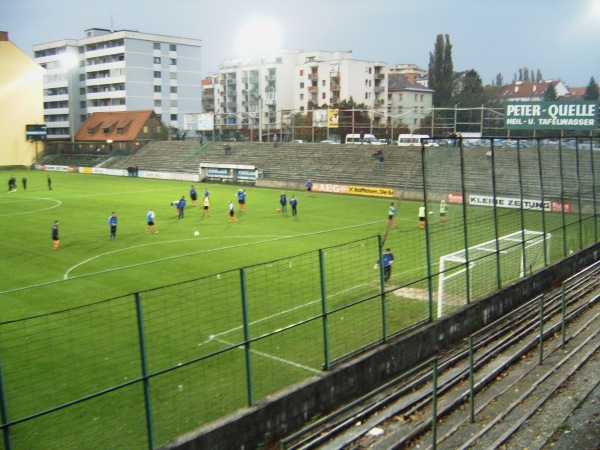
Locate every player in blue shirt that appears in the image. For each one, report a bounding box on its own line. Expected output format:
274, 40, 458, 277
376, 248, 395, 282
306, 179, 313, 196
279, 192, 288, 213
290, 195, 298, 216
108, 212, 117, 241
190, 186, 198, 207
236, 189, 247, 212
178, 196, 186, 219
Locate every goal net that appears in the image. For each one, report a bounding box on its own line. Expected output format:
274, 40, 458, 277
437, 230, 551, 318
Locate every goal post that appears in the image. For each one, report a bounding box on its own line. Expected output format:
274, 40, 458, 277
437, 230, 551, 318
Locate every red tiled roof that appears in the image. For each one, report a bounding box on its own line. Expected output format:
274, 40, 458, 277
75, 110, 157, 142
500, 81, 559, 99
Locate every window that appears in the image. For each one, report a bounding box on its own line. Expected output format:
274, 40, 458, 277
88, 128, 96, 134
322, 80, 326, 86
170, 114, 178, 121
154, 71, 161, 78
154, 57, 161, 64
170, 59, 177, 65
154, 86, 162, 93
117, 128, 124, 134
420, 94, 424, 101
153, 42, 161, 50
322, 93, 326, 99
154, 100, 162, 107
300, 82, 305, 89
300, 94, 304, 100
300, 69, 304, 76
415, 94, 418, 101
170, 44, 177, 51
170, 86, 177, 93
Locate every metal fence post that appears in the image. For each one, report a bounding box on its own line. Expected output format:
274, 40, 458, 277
469, 337, 475, 424
420, 145, 434, 319
0, 350, 11, 450
319, 249, 331, 370
535, 138, 549, 266
432, 358, 438, 450
516, 141, 529, 275
588, 136, 598, 243
490, 139, 502, 289
538, 294, 545, 366
457, 137, 472, 304
135, 292, 154, 450
240, 268, 254, 405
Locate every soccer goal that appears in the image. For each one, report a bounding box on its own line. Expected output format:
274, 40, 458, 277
437, 230, 551, 318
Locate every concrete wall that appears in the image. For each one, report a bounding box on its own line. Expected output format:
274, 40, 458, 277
157, 242, 600, 450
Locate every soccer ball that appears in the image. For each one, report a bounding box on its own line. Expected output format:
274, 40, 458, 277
194, 231, 200, 237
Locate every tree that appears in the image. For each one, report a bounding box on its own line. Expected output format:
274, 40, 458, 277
543, 84, 558, 101
536, 69, 543, 82
428, 34, 454, 107
453, 70, 485, 107
584, 77, 599, 101
495, 73, 504, 86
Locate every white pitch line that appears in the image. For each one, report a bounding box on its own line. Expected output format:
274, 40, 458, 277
212, 336, 321, 374
0, 197, 62, 216
63, 220, 383, 280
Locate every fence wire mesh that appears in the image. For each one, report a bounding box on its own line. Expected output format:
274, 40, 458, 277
1, 137, 599, 449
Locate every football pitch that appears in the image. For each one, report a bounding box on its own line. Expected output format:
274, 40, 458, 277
0, 168, 584, 448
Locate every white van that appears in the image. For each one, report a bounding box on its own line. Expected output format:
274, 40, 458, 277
397, 134, 438, 147
345, 133, 384, 145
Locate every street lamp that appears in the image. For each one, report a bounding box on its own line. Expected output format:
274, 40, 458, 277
106, 139, 114, 153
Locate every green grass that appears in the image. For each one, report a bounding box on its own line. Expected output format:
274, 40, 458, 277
0, 168, 594, 449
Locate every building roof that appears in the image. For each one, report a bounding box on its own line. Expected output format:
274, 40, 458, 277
388, 73, 433, 93
564, 86, 587, 100
500, 80, 565, 100
75, 110, 158, 142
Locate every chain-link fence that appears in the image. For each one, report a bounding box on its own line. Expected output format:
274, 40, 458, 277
1, 137, 599, 449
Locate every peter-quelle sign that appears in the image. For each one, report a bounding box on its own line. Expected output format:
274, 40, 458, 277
504, 101, 598, 130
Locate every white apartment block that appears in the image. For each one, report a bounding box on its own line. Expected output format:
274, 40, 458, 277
212, 50, 389, 135
34, 28, 202, 140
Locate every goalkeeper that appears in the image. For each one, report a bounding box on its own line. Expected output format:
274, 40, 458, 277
375, 248, 395, 282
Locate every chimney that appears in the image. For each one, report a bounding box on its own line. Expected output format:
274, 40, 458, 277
0, 31, 9, 42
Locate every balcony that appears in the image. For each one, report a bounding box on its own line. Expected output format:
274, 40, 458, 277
330, 83, 339, 91
307, 73, 318, 80
308, 86, 317, 93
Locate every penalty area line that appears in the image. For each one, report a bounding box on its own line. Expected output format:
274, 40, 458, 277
212, 336, 321, 374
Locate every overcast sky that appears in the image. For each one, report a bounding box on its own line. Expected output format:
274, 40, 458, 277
3, 0, 599, 87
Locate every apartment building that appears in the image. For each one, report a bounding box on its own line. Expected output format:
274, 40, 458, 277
388, 73, 434, 132
210, 50, 388, 137
34, 28, 202, 140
